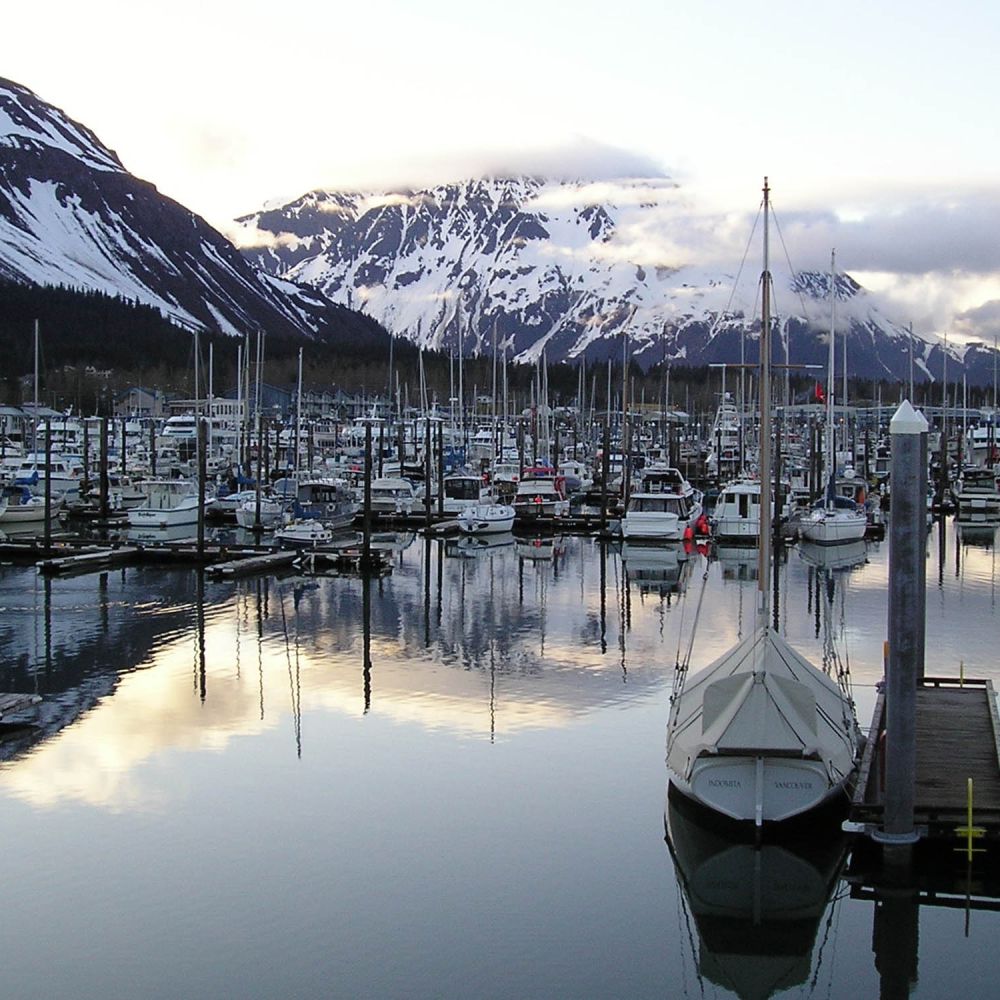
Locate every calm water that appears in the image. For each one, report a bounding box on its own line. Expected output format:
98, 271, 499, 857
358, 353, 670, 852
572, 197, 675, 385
0, 519, 998, 998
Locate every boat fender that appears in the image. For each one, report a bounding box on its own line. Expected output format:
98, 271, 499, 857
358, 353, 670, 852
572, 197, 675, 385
683, 525, 694, 541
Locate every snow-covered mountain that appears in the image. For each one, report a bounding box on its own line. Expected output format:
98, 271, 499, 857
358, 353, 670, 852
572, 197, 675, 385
236, 176, 994, 383
0, 78, 371, 343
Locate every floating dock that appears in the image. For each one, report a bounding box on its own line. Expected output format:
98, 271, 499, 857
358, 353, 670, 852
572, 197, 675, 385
850, 676, 1000, 842
206, 551, 299, 579
37, 545, 139, 576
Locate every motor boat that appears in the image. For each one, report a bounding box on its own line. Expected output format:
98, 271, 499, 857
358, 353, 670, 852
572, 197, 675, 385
127, 479, 202, 529
457, 502, 516, 534
275, 519, 334, 548
621, 467, 704, 541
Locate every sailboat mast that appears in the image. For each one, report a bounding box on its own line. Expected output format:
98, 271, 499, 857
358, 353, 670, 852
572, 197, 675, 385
757, 177, 773, 619
827, 250, 837, 504
33, 319, 39, 451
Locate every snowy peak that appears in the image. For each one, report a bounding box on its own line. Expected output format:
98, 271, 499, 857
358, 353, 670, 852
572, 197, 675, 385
0, 78, 123, 173
238, 174, 937, 378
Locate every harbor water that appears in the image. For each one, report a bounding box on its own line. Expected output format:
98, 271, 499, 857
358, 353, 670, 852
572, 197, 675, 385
1, 518, 998, 998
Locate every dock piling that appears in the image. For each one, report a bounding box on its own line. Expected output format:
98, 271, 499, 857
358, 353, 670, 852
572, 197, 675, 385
882, 400, 928, 844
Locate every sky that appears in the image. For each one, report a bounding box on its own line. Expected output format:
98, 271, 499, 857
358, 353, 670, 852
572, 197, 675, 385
4, 0, 1000, 343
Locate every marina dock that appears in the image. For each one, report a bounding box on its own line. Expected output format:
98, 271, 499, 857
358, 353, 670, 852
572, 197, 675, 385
850, 676, 1000, 842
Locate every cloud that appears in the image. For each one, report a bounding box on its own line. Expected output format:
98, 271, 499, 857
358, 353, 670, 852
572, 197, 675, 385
311, 136, 670, 195
768, 191, 1000, 277
955, 299, 1000, 344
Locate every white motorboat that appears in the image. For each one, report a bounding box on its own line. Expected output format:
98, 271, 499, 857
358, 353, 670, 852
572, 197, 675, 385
621, 467, 704, 541
512, 468, 569, 520
288, 478, 358, 530
711, 478, 792, 543
275, 519, 334, 547
418, 473, 489, 515
13, 453, 83, 500
0, 485, 52, 525
666, 182, 862, 828
127, 479, 201, 529
368, 476, 417, 515
952, 466, 1000, 519
457, 502, 515, 534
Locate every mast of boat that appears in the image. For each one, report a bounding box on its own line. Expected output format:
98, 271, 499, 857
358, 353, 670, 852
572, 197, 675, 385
757, 177, 773, 623
295, 346, 303, 476
908, 321, 915, 404
825, 250, 837, 508
32, 318, 39, 452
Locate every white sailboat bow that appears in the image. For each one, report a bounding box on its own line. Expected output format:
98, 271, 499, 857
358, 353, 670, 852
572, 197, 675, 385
666, 180, 862, 826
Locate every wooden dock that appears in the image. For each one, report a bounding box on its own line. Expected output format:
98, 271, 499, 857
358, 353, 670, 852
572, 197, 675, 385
37, 545, 139, 576
850, 677, 1000, 841
206, 551, 299, 579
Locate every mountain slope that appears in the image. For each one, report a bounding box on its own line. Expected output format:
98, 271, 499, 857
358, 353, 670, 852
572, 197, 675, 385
0, 77, 377, 345
237, 176, 993, 383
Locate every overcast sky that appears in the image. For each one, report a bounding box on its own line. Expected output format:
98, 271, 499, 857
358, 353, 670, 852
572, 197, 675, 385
5, 0, 1000, 343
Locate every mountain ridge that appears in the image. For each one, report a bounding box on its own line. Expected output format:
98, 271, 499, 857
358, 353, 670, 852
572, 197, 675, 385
235, 175, 999, 386
0, 77, 385, 352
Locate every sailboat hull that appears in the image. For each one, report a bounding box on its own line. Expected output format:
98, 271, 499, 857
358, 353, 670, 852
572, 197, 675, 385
671, 756, 846, 825
798, 509, 867, 545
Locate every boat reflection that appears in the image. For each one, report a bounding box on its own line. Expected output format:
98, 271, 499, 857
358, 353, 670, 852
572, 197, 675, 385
956, 519, 998, 548
666, 794, 847, 1000
714, 543, 759, 582
621, 541, 693, 597
515, 535, 566, 560
798, 538, 868, 572
446, 531, 515, 558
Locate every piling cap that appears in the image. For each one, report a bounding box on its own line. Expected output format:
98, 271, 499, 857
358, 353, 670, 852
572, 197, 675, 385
890, 399, 929, 435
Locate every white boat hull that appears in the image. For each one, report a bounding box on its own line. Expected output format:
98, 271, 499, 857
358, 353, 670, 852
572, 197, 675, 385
458, 504, 515, 534
671, 756, 845, 826
798, 510, 867, 545
127, 497, 201, 529
621, 511, 682, 540
0, 498, 48, 524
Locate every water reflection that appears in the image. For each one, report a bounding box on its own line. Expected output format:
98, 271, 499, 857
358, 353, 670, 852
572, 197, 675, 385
621, 541, 694, 599
666, 795, 848, 1000
2, 521, 1000, 806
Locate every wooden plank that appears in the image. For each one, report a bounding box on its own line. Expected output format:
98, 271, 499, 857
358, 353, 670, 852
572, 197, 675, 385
850, 681, 1000, 835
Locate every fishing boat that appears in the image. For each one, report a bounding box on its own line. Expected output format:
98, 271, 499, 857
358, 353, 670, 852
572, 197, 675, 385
127, 479, 201, 529
798, 251, 867, 546
666, 180, 862, 828
457, 502, 516, 535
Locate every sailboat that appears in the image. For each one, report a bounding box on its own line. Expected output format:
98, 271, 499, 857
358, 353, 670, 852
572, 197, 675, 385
798, 251, 868, 546
666, 181, 862, 827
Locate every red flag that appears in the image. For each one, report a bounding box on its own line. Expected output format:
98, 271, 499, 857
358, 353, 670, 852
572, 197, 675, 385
814, 381, 825, 403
